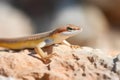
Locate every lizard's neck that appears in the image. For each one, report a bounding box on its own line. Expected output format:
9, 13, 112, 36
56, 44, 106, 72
50, 33, 70, 44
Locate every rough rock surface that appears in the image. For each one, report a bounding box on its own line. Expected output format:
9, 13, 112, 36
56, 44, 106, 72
0, 44, 119, 80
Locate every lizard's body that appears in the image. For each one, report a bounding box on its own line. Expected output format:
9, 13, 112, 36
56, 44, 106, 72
0, 24, 81, 62
0, 31, 53, 49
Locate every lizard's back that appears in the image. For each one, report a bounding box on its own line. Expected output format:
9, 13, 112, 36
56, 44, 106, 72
0, 31, 52, 49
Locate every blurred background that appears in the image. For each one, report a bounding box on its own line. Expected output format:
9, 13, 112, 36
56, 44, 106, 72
0, 0, 119, 55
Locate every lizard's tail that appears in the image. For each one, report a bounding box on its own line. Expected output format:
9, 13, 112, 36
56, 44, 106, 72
0, 38, 18, 49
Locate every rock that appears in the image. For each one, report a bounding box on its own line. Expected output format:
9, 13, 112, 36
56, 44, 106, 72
0, 44, 119, 80
0, 76, 15, 80
112, 54, 120, 78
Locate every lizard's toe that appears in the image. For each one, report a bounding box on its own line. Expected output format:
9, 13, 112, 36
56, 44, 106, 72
70, 45, 80, 49
42, 53, 57, 64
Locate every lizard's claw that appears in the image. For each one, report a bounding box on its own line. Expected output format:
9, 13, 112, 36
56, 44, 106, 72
70, 45, 80, 49
42, 53, 56, 64
42, 58, 51, 64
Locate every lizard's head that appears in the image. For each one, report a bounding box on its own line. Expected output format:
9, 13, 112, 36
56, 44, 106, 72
52, 24, 82, 37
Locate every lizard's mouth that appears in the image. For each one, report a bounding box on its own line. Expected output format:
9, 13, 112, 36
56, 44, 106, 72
61, 29, 82, 36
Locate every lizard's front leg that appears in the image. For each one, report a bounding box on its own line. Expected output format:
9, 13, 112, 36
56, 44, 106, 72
62, 40, 80, 48
34, 40, 55, 63
34, 46, 47, 59
34, 47, 52, 63
62, 40, 71, 46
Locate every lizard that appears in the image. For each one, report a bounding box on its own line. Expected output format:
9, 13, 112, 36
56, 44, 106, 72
0, 24, 82, 63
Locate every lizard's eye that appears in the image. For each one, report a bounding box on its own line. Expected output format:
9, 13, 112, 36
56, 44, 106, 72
67, 27, 73, 31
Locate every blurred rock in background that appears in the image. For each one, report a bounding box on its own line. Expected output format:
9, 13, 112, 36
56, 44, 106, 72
0, 1, 34, 38
85, 0, 120, 53
11, 0, 57, 32
86, 0, 120, 28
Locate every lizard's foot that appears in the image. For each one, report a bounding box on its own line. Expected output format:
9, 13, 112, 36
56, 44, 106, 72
70, 45, 80, 49
41, 53, 56, 64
